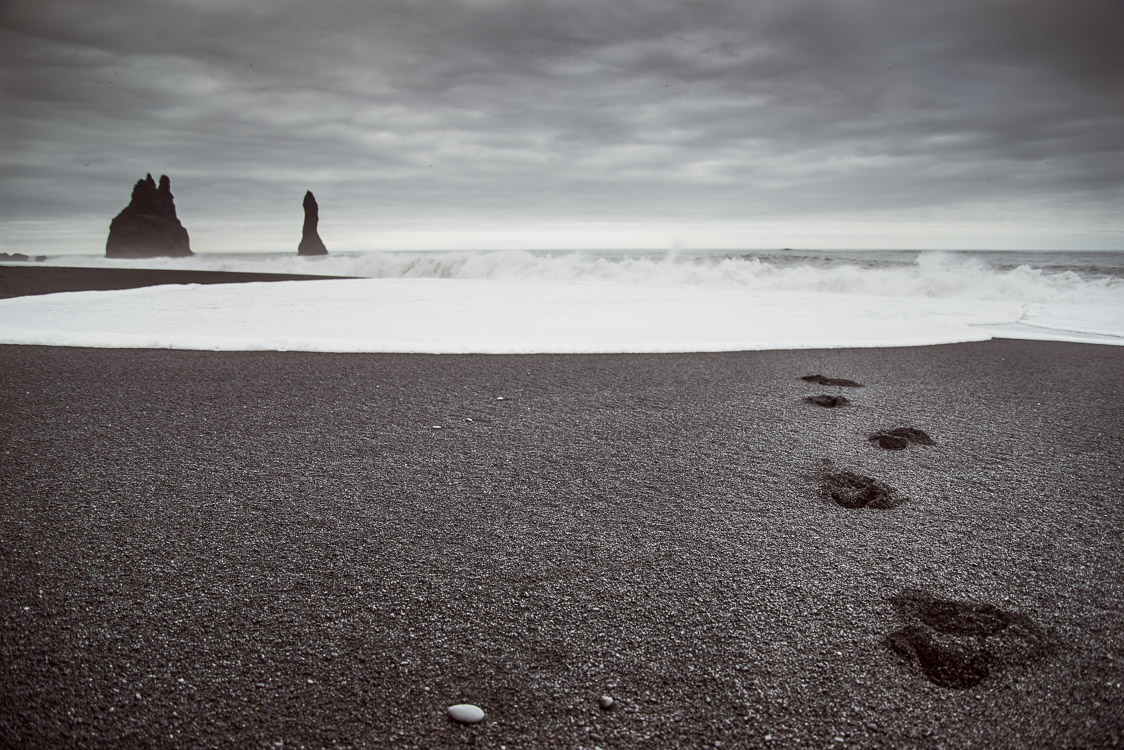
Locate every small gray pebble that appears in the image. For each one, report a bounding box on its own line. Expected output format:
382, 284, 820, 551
447, 703, 485, 724
599, 695, 614, 710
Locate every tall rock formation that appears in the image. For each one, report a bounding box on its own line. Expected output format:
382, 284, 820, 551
105, 174, 193, 258
298, 191, 328, 256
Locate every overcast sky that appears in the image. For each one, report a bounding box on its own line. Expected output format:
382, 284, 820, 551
2, 0, 1122, 254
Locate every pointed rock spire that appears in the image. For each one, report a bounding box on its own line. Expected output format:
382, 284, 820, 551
298, 191, 328, 256
106, 174, 192, 258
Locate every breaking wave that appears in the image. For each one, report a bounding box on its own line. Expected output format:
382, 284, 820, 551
35, 249, 1124, 306
340, 250, 1124, 305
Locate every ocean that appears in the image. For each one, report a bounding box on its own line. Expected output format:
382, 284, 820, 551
28, 247, 1124, 301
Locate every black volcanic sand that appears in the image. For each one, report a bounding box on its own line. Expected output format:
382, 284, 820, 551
1, 341, 1123, 747
0, 265, 351, 300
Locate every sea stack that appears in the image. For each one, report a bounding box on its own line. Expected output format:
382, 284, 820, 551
105, 174, 193, 258
298, 191, 328, 256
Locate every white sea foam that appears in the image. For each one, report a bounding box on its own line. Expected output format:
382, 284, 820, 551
31, 249, 1124, 306
3, 250, 1121, 351
0, 279, 1004, 352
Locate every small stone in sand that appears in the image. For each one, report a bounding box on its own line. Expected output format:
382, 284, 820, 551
447, 703, 485, 724
599, 695, 614, 710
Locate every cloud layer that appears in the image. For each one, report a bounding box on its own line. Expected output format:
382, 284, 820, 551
2, 0, 1122, 251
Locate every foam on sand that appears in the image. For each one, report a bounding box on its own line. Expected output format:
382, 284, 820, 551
1, 275, 1117, 353
2, 249, 1121, 352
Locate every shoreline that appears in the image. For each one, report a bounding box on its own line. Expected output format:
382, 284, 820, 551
0, 264, 352, 300
6, 264, 1116, 354
1, 340, 1121, 747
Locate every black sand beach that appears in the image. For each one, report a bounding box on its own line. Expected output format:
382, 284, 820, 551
1, 271, 1122, 748
0, 265, 350, 300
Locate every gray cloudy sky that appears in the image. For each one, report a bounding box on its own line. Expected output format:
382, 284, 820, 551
2, 0, 1122, 253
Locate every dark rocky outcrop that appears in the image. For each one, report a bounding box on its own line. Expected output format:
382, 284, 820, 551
105, 174, 192, 258
298, 191, 328, 256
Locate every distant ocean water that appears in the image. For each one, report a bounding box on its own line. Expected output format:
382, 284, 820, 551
33, 248, 1124, 306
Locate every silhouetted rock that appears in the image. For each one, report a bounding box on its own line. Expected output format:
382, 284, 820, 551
105, 174, 192, 258
0, 252, 47, 263
298, 191, 328, 256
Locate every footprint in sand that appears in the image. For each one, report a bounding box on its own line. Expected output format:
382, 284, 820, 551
801, 374, 864, 387
884, 589, 1049, 689
868, 427, 936, 451
819, 469, 905, 509
804, 394, 850, 408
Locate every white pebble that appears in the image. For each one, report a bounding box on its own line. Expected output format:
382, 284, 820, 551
447, 703, 485, 724
599, 695, 614, 709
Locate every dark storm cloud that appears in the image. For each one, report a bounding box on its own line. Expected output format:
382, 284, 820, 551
1, 0, 1121, 250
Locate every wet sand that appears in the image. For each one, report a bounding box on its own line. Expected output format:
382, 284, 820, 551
0, 264, 350, 300
0, 270, 1121, 748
